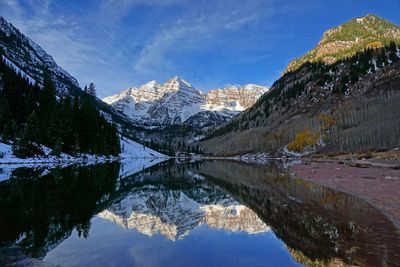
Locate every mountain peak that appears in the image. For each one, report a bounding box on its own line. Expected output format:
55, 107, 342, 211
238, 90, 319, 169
163, 76, 196, 94
166, 76, 193, 87
142, 80, 159, 87
284, 14, 400, 74
0, 16, 17, 37
356, 14, 383, 23
321, 14, 399, 40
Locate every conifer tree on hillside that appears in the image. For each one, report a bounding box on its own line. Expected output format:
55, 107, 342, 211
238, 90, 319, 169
39, 70, 57, 142
25, 111, 40, 142
0, 56, 121, 157
85, 82, 96, 97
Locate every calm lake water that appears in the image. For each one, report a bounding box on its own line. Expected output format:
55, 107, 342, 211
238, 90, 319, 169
0, 160, 399, 267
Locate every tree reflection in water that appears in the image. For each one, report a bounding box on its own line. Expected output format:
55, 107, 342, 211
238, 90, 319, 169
199, 160, 400, 267
0, 160, 399, 267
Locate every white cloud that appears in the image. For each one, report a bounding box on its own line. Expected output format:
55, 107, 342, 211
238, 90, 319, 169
0, 0, 296, 96
97, 0, 184, 22
0, 0, 23, 15
1, 1, 107, 87
130, 0, 277, 79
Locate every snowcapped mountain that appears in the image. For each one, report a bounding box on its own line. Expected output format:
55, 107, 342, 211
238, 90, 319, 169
0, 15, 268, 131
0, 16, 166, 157
97, 185, 269, 241
103, 76, 268, 128
0, 16, 80, 96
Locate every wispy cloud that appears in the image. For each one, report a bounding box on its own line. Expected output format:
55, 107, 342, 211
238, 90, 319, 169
130, 0, 279, 80
0, 0, 118, 92
0, 0, 308, 96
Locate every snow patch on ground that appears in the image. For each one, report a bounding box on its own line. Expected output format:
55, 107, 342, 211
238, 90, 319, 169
0, 141, 121, 181
0, 141, 117, 165
0, 136, 166, 166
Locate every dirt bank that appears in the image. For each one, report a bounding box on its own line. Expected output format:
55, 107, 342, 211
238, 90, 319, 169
290, 158, 400, 229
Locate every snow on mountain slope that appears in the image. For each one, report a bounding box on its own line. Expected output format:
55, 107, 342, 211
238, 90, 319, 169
0, 16, 79, 96
120, 137, 166, 158
103, 76, 268, 128
1, 55, 37, 86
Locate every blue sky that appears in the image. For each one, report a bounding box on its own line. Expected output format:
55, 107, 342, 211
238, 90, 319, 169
1, 0, 400, 97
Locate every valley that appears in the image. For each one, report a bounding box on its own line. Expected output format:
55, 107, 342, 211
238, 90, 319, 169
0, 4, 399, 266
2, 14, 399, 161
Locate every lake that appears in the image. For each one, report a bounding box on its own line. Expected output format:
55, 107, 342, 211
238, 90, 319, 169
0, 159, 399, 266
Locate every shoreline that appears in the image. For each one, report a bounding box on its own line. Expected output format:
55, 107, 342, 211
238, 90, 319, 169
211, 151, 400, 230
0, 155, 169, 182
0, 156, 168, 165
289, 158, 400, 230
2, 153, 398, 230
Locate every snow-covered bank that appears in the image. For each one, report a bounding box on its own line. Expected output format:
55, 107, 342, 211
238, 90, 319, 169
0, 137, 169, 182
0, 156, 167, 183
0, 141, 118, 165
0, 141, 119, 181
0, 137, 167, 165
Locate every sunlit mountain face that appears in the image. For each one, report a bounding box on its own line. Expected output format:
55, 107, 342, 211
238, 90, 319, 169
102, 76, 268, 129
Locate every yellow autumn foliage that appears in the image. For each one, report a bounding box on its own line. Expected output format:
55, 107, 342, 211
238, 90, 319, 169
319, 114, 336, 128
287, 130, 320, 152
366, 41, 383, 49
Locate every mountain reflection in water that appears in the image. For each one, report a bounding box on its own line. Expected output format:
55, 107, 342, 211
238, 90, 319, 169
97, 181, 269, 241
0, 160, 399, 267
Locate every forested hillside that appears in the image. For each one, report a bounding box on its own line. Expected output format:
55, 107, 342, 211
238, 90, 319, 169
0, 56, 120, 158
200, 42, 400, 156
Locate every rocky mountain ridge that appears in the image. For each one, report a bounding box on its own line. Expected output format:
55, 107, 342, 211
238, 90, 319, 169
103, 76, 268, 128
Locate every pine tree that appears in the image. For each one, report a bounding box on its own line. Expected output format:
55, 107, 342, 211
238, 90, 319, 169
0, 96, 12, 139
59, 97, 75, 154
0, 56, 121, 157
25, 111, 40, 142
39, 70, 57, 143
388, 41, 399, 62
86, 83, 96, 97
12, 125, 44, 158
51, 139, 62, 157
376, 49, 387, 68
